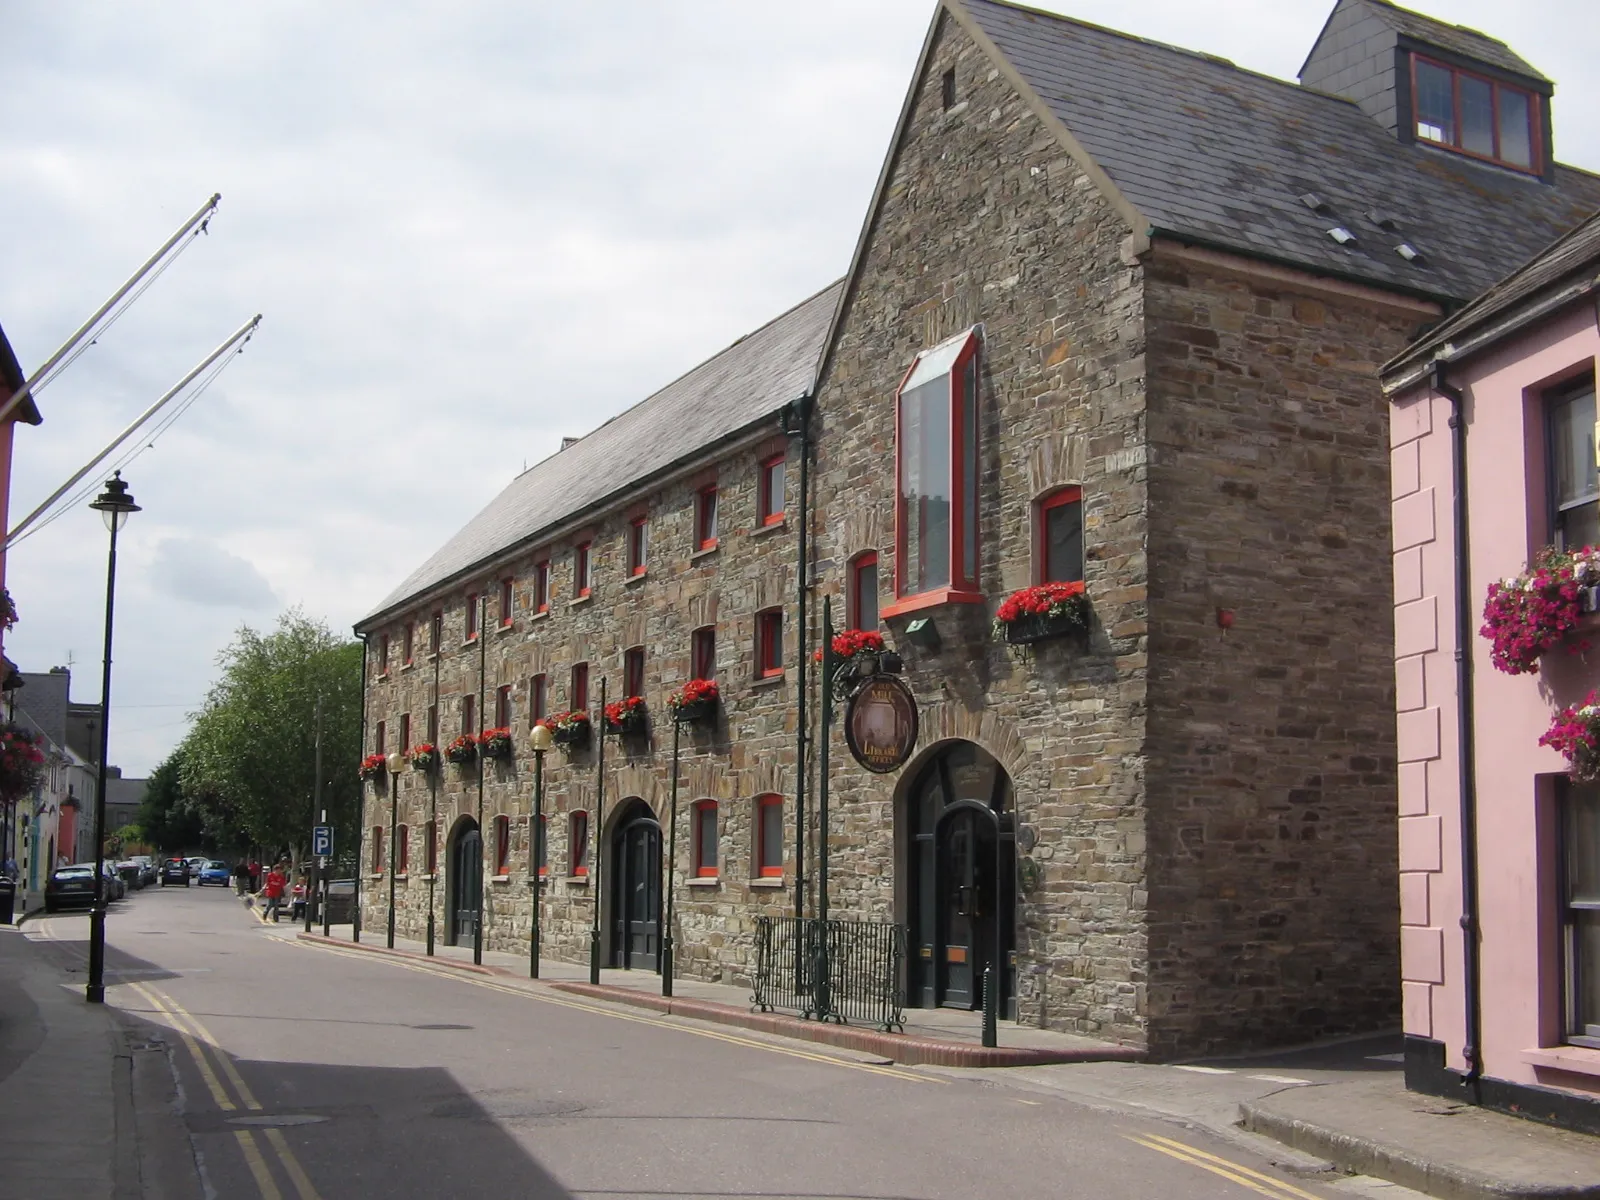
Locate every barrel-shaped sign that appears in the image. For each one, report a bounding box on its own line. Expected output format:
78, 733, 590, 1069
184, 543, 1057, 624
843, 675, 919, 774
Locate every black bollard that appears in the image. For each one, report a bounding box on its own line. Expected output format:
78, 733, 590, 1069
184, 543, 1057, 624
981, 963, 998, 1049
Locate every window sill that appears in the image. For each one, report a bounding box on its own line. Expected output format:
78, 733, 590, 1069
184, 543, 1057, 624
530, 609, 550, 623
400, 662, 415, 673
748, 877, 785, 889
495, 623, 516, 636
750, 674, 786, 691
750, 520, 787, 539
394, 872, 409, 881
881, 588, 985, 620
490, 874, 511, 884
686, 877, 720, 888
565, 874, 589, 885
569, 595, 593, 610
367, 872, 384, 880
691, 543, 720, 563
461, 637, 480, 649
624, 571, 648, 588
419, 873, 437, 882
1521, 1045, 1600, 1077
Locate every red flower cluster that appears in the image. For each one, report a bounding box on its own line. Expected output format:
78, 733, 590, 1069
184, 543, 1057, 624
445, 734, 478, 763
604, 696, 646, 729
479, 727, 513, 756
359, 752, 386, 780
407, 743, 439, 771
0, 725, 45, 805
831, 629, 885, 658
1540, 692, 1600, 781
1480, 546, 1600, 674
995, 580, 1089, 625
536, 710, 590, 733
668, 679, 718, 711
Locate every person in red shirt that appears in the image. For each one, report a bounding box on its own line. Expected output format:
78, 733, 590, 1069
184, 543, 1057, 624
261, 860, 288, 922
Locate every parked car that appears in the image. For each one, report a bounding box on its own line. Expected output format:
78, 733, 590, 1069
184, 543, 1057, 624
131, 856, 157, 886
198, 860, 231, 887
115, 860, 145, 890
44, 865, 97, 912
159, 857, 190, 886
100, 862, 126, 900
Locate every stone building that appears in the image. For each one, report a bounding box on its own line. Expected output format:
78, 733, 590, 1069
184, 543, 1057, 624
356, 0, 1600, 1057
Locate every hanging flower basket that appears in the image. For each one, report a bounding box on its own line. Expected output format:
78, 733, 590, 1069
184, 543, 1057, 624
994, 581, 1091, 646
359, 753, 387, 784
445, 734, 478, 765
0, 589, 17, 633
408, 743, 440, 774
1482, 545, 1600, 674
479, 727, 514, 760
1541, 691, 1600, 781
0, 725, 45, 806
668, 679, 719, 724
819, 629, 903, 697
539, 710, 591, 748
604, 696, 648, 736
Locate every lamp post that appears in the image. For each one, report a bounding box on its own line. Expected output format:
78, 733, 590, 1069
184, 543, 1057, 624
386, 751, 403, 948
427, 617, 441, 956
589, 676, 606, 986
85, 472, 139, 1005
473, 595, 487, 967
527, 721, 552, 977
662, 713, 680, 997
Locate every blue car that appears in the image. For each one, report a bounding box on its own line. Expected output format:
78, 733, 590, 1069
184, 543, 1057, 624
198, 860, 231, 887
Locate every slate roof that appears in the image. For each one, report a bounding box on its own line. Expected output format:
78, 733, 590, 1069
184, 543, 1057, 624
1363, 0, 1546, 83
959, 0, 1600, 303
360, 281, 841, 625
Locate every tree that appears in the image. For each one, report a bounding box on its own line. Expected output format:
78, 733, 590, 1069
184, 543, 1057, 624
181, 611, 363, 861
138, 750, 208, 852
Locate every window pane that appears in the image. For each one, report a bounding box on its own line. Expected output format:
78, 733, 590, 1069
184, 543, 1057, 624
1044, 498, 1084, 583
1460, 74, 1494, 156
856, 560, 879, 629
698, 807, 718, 873
1497, 88, 1533, 167
899, 376, 951, 593
1577, 913, 1600, 1036
1551, 389, 1599, 549
962, 355, 978, 583
760, 801, 783, 870
765, 458, 785, 519
1415, 59, 1454, 143
1570, 785, 1600, 905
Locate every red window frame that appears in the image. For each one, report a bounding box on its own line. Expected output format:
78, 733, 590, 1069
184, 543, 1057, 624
460, 695, 475, 737
378, 634, 390, 675
494, 815, 510, 875
426, 703, 438, 745
691, 626, 716, 681
755, 609, 783, 679
403, 622, 414, 666
529, 674, 547, 725
396, 825, 409, 875
495, 684, 511, 729
886, 330, 983, 617
693, 800, 719, 877
756, 794, 783, 877
574, 542, 591, 598
627, 516, 648, 576
374, 720, 386, 756
570, 663, 589, 712
425, 819, 438, 875
1036, 486, 1085, 585
500, 577, 514, 627
535, 814, 548, 876
758, 452, 786, 526
624, 647, 645, 699
465, 594, 479, 641
850, 551, 879, 630
695, 484, 719, 551
534, 561, 550, 613
1409, 52, 1541, 174
570, 811, 589, 876
370, 826, 384, 874
399, 713, 411, 754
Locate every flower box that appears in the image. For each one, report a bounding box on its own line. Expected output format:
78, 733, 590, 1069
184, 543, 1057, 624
408, 744, 439, 774
479, 727, 514, 760
993, 582, 1091, 646
445, 735, 478, 765
1481, 545, 1600, 674
1003, 610, 1088, 646
359, 753, 387, 783
539, 711, 591, 748
669, 679, 719, 725
604, 696, 648, 736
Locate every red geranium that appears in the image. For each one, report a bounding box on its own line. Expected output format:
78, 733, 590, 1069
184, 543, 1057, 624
604, 696, 647, 731
478, 727, 513, 758
831, 629, 885, 659
994, 581, 1090, 626
536, 710, 590, 735
359, 753, 386, 781
444, 734, 478, 764
668, 679, 718, 712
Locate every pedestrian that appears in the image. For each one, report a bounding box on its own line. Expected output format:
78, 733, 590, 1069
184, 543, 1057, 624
232, 859, 249, 896
247, 858, 261, 892
261, 860, 288, 922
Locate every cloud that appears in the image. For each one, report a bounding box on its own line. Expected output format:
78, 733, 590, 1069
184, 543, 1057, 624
149, 537, 277, 610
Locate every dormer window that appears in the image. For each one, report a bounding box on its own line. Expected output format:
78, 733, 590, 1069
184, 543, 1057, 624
1412, 54, 1538, 172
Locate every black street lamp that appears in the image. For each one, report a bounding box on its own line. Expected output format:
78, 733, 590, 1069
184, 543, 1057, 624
589, 677, 606, 986
386, 751, 403, 948
527, 721, 552, 977
85, 472, 139, 1005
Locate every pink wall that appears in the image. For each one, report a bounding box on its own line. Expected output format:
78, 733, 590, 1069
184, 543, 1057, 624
1392, 301, 1600, 1098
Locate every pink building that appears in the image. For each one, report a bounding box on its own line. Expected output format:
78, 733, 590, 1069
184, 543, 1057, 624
1384, 211, 1600, 1133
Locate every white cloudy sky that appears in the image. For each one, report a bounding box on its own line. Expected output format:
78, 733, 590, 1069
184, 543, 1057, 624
1, 0, 1595, 776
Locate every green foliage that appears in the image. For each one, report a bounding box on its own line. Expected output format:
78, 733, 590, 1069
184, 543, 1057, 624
138, 748, 209, 851
180, 611, 362, 857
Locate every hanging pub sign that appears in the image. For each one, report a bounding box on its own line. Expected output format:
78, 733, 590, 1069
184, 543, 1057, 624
844, 675, 919, 774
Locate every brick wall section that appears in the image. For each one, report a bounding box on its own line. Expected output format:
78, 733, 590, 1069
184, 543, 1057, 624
810, 13, 1152, 1046
1141, 253, 1412, 1055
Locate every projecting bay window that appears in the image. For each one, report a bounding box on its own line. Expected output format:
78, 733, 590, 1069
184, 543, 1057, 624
888, 328, 982, 615
1549, 377, 1600, 551
1412, 54, 1539, 173
1564, 783, 1600, 1048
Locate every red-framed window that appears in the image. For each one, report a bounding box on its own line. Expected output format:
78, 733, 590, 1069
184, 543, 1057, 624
624, 647, 645, 699
378, 634, 390, 675
1037, 486, 1085, 584
374, 720, 386, 756
692, 626, 716, 681
1548, 376, 1600, 551
693, 800, 719, 877
627, 516, 648, 576
426, 703, 438, 745
425, 820, 438, 875
495, 684, 512, 729
850, 552, 879, 630
888, 329, 982, 615
396, 825, 409, 875
755, 609, 783, 679
570, 663, 589, 712
529, 674, 548, 725
758, 452, 786, 526
465, 594, 479, 640
534, 560, 550, 613
399, 713, 411, 754
534, 814, 548, 876
370, 826, 384, 873
1411, 53, 1539, 173
494, 815, 510, 875
756, 794, 783, 877
574, 542, 592, 598
569, 811, 589, 876
403, 622, 414, 666
500, 577, 514, 627
430, 610, 443, 655
460, 695, 475, 737
695, 484, 719, 551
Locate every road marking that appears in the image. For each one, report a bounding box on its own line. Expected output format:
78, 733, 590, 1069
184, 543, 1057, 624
1172, 1064, 1235, 1075
264, 1127, 323, 1200
146, 987, 263, 1110
234, 1130, 283, 1200
1014, 1098, 1041, 1105
1129, 1133, 1326, 1200
1249, 1074, 1311, 1085
128, 982, 235, 1112
291, 936, 945, 1086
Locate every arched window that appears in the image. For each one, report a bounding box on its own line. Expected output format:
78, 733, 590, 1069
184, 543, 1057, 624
755, 794, 783, 878
569, 811, 589, 877
493, 815, 510, 875
396, 825, 409, 875
1035, 486, 1084, 584
693, 800, 719, 877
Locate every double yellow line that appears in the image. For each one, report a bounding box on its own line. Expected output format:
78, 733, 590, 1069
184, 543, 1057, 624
128, 982, 322, 1200
1127, 1133, 1327, 1200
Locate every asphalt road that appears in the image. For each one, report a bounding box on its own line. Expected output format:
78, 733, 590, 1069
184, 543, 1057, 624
29, 884, 1361, 1200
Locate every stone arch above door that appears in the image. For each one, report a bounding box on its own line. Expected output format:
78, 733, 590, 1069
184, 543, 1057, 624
909, 702, 1031, 787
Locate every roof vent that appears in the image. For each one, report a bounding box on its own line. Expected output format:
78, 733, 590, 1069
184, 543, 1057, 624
1366, 209, 1400, 231
1327, 226, 1356, 245
1395, 242, 1422, 262
560, 437, 582, 451
1299, 192, 1328, 212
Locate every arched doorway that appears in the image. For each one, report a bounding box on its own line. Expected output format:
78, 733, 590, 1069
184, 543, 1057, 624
608, 799, 661, 970
904, 741, 1016, 1013
446, 817, 481, 948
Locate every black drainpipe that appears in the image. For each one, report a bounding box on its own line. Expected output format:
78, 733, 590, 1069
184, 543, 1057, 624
1433, 361, 1482, 1092
786, 392, 814, 925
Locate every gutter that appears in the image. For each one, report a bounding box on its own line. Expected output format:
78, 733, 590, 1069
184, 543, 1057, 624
1432, 362, 1483, 1094
784, 391, 814, 927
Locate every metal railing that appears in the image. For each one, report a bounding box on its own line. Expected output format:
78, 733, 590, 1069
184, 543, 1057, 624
751, 915, 906, 1032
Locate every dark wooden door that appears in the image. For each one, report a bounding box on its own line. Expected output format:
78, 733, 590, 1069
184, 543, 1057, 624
452, 828, 481, 946
936, 805, 995, 1009
610, 817, 660, 970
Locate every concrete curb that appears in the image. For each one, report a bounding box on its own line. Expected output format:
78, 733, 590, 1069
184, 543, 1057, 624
1240, 1100, 1600, 1200
293, 931, 505, 975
